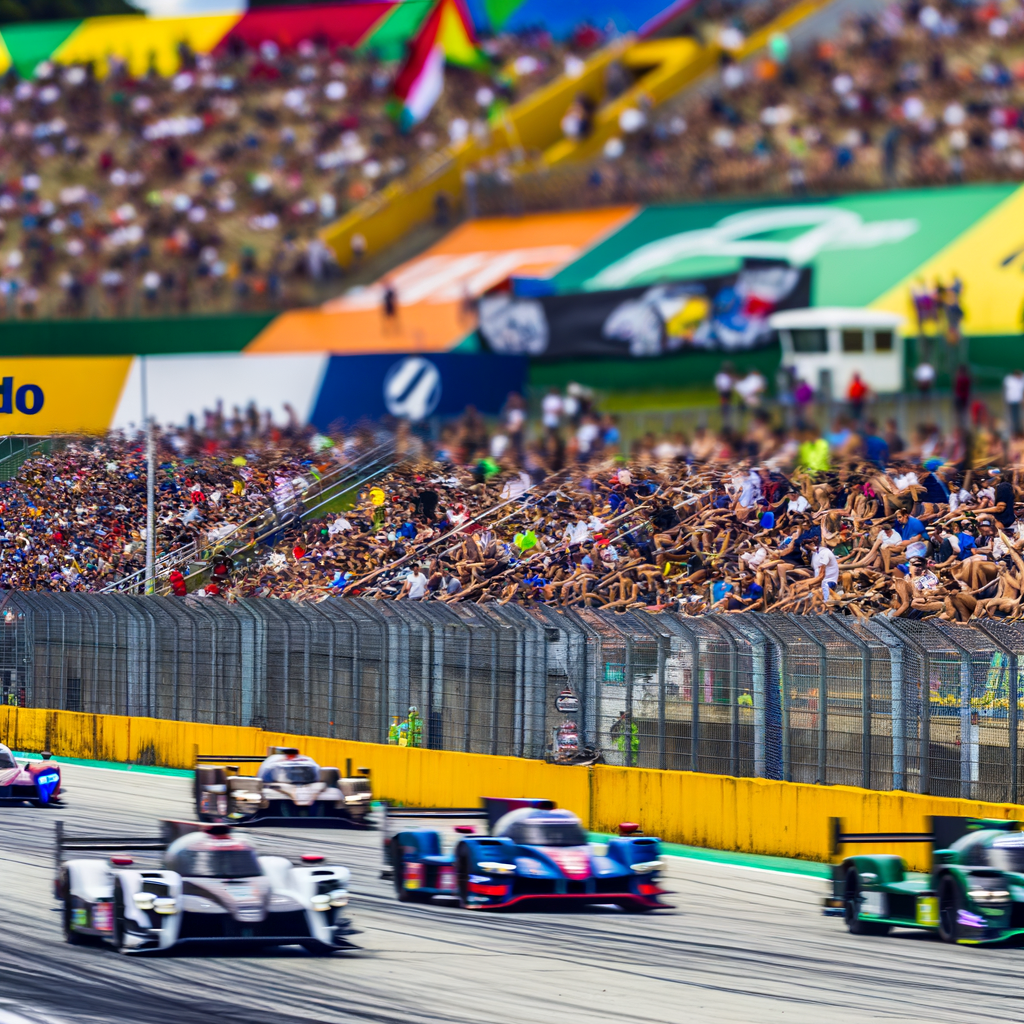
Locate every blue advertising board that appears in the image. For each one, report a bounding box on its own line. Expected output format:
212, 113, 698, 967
309, 353, 528, 429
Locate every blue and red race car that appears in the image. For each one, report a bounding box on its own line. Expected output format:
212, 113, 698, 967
0, 744, 61, 806
384, 797, 668, 911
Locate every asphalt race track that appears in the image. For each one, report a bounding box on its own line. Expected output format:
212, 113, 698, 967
1, 765, 1023, 1024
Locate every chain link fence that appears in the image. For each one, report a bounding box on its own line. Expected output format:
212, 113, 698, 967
3, 594, 1024, 802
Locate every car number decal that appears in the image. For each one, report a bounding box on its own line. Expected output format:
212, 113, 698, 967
916, 896, 939, 926
92, 902, 114, 932
861, 891, 884, 917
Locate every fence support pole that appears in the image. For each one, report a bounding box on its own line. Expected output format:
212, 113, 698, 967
892, 641, 905, 791
690, 630, 700, 774
1012, 651, 1019, 806
959, 649, 973, 800
750, 634, 766, 778
825, 618, 873, 790
656, 631, 667, 772
624, 633, 635, 768
975, 623, 1018, 805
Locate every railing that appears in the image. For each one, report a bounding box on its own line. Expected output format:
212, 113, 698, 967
3, 598, 1024, 803
100, 437, 398, 595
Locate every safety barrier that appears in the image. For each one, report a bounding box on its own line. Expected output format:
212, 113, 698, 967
4, 704, 1022, 870
5, 600, 1024, 807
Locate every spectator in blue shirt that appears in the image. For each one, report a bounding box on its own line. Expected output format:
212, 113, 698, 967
894, 506, 929, 559
860, 419, 890, 469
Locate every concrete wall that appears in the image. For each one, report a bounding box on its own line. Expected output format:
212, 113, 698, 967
6, 705, 1022, 870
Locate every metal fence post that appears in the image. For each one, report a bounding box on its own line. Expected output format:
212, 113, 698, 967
824, 617, 873, 790
751, 617, 790, 782
786, 615, 828, 785
974, 622, 1019, 805
874, 620, 929, 794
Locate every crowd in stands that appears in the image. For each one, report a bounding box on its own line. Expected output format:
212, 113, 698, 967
0, 404, 358, 590
0, 28, 599, 319
479, 0, 1024, 212
8, 375, 1024, 624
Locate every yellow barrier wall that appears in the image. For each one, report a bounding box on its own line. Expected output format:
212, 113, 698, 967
5, 705, 1023, 871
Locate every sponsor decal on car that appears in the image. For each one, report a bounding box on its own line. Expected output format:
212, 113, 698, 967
860, 891, 885, 917
92, 902, 114, 932
404, 862, 423, 890
540, 847, 591, 880
916, 896, 939, 927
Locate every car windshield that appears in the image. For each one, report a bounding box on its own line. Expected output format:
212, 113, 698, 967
509, 820, 588, 848
273, 764, 318, 784
176, 849, 261, 878
986, 836, 1024, 873
0, 749, 16, 770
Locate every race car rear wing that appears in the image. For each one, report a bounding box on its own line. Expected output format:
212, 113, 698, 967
55, 820, 168, 869
829, 815, 1022, 859
193, 748, 371, 778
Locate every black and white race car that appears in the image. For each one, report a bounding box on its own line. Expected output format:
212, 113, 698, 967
55, 819, 356, 954
194, 747, 372, 826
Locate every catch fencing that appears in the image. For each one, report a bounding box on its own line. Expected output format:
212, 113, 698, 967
1, 594, 1022, 803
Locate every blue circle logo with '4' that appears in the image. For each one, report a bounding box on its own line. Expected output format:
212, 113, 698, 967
383, 357, 441, 421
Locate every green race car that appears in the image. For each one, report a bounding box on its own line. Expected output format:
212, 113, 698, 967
823, 816, 1024, 945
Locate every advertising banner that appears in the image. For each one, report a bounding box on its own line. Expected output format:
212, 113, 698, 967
478, 266, 811, 358
550, 185, 1023, 337
246, 207, 636, 355
0, 356, 132, 434
311, 353, 527, 426
0, 350, 522, 436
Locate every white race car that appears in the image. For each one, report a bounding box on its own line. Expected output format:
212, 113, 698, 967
56, 819, 356, 954
194, 747, 372, 826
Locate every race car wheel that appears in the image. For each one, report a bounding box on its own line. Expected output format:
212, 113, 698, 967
938, 876, 962, 944
456, 850, 472, 910
844, 869, 890, 937
112, 882, 129, 953
60, 872, 88, 946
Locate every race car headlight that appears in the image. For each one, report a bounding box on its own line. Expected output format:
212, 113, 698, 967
969, 888, 1010, 904
630, 860, 664, 874
153, 898, 178, 915
477, 861, 516, 875
133, 892, 155, 911
311, 894, 333, 911
329, 889, 348, 908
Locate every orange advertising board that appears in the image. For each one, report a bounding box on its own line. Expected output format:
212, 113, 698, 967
246, 207, 637, 354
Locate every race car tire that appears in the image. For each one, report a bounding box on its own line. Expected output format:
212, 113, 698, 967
844, 869, 890, 937
456, 850, 473, 910
938, 876, 962, 944
60, 872, 90, 946
112, 881, 129, 954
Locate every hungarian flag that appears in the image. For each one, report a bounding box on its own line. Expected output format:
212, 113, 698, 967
393, 0, 488, 129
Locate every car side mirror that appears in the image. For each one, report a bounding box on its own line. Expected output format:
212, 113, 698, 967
454, 825, 475, 835
41, 750, 52, 761
934, 849, 956, 865
358, 767, 371, 777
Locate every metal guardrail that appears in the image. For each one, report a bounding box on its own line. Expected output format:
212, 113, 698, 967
99, 438, 398, 595
2, 601, 1024, 803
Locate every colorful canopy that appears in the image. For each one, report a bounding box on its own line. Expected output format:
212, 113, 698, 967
0, 1, 440, 78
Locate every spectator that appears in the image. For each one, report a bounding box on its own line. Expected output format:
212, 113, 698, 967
1005, 369, 1024, 436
